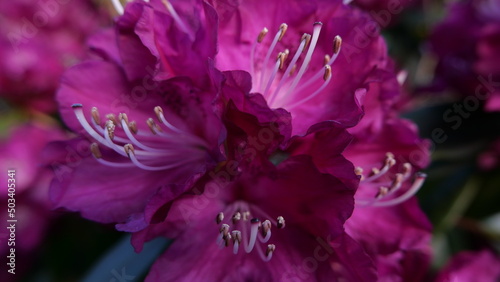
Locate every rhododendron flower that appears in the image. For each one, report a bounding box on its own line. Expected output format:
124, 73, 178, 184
122, 91, 376, 280
429, 0, 500, 111
344, 120, 432, 282
49, 0, 223, 223
211, 0, 392, 135
143, 157, 376, 281
49, 0, 431, 280
0, 0, 108, 113
435, 250, 500, 282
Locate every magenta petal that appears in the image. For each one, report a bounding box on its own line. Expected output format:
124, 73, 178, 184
436, 250, 500, 282
116, 1, 158, 81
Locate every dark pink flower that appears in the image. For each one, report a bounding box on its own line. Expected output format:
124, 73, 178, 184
0, 0, 109, 113
344, 120, 432, 282
143, 157, 376, 281
435, 250, 500, 282
124, 103, 376, 280
429, 0, 500, 111
210, 0, 392, 135
340, 59, 432, 280
48, 0, 224, 224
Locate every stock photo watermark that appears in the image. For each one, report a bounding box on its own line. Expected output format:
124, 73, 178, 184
5, 169, 17, 275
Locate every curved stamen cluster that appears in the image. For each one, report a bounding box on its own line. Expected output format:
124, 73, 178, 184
72, 104, 208, 171
355, 152, 427, 207
215, 201, 285, 262
251, 22, 342, 110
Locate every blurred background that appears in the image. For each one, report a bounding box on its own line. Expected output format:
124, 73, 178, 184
0, 0, 499, 281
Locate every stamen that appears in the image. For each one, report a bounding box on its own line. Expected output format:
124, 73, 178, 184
287, 65, 332, 110
161, 0, 194, 40
388, 173, 404, 193
91, 107, 101, 126
259, 23, 288, 92
402, 163, 412, 179
291, 35, 342, 94
128, 121, 138, 134
124, 143, 199, 171
232, 212, 241, 224
110, 0, 124, 15
368, 173, 427, 207
90, 143, 133, 168
267, 35, 309, 106
147, 118, 162, 134
324, 54, 331, 66
263, 52, 286, 97
283, 22, 323, 99
216, 212, 224, 224
363, 152, 396, 182
106, 120, 116, 140
375, 187, 389, 199
259, 220, 272, 243
154, 106, 183, 134
220, 224, 230, 236
277, 216, 285, 229
302, 33, 312, 52
277, 23, 288, 41
256, 243, 275, 262
120, 117, 168, 152
72, 104, 108, 145
90, 143, 102, 159
355, 167, 364, 178
251, 27, 269, 76
118, 113, 128, 127
333, 35, 342, 55
232, 230, 242, 254
257, 28, 269, 43
106, 114, 118, 126
214, 204, 285, 262
223, 233, 232, 247
266, 244, 276, 257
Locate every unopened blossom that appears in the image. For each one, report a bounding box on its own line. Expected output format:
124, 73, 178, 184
0, 0, 109, 113
435, 250, 500, 282
429, 0, 500, 111
49, 0, 223, 224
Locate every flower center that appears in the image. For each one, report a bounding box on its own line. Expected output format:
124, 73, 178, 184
354, 152, 427, 207
214, 201, 285, 261
72, 104, 209, 171
250, 22, 342, 110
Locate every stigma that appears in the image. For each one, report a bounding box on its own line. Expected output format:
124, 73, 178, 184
250, 22, 342, 110
215, 201, 285, 262
72, 104, 209, 171
355, 152, 427, 207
